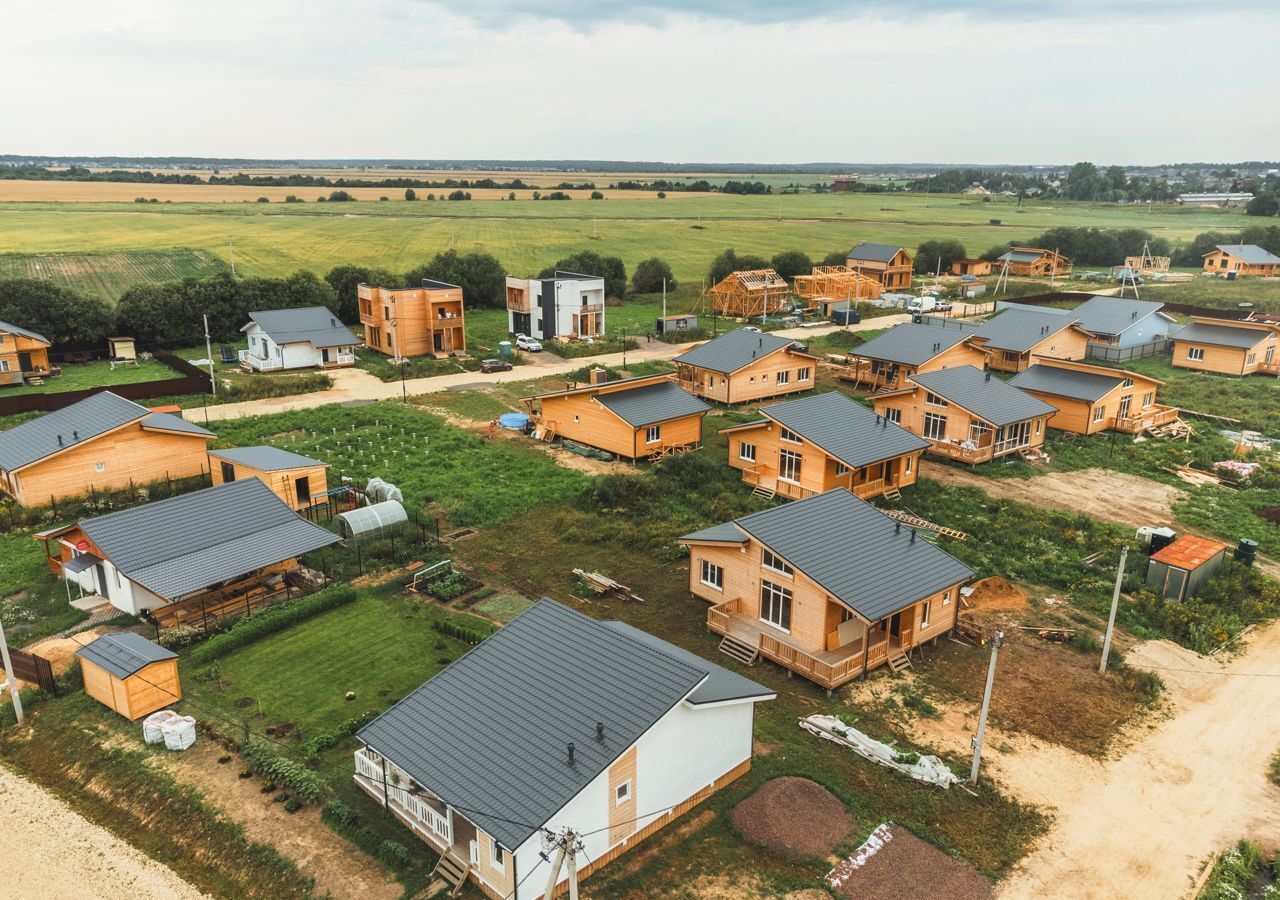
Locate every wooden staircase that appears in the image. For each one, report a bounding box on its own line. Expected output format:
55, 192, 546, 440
880, 486, 902, 502
718, 634, 759, 666
431, 853, 472, 896
886, 651, 912, 675
750, 482, 776, 500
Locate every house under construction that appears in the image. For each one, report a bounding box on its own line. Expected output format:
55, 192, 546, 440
792, 265, 883, 305
709, 269, 790, 318
1122, 254, 1171, 276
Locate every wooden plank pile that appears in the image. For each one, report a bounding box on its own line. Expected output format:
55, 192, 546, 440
572, 568, 645, 602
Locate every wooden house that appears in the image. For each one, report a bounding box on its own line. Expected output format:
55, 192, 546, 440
240, 307, 358, 371
950, 258, 993, 277
359, 280, 467, 358
846, 242, 913, 290
75, 631, 180, 720
791, 266, 883, 304
0, 391, 214, 507
872, 365, 1056, 465
672, 329, 819, 404
209, 446, 329, 511
37, 478, 340, 626
967, 308, 1091, 372
504, 272, 604, 342
1201, 244, 1280, 278
0, 319, 52, 385
522, 373, 709, 461
1009, 359, 1177, 435
681, 489, 974, 689
995, 247, 1073, 277
842, 323, 987, 391
1170, 318, 1280, 376
1144, 536, 1229, 602
721, 391, 928, 500
354, 598, 773, 900
708, 270, 790, 318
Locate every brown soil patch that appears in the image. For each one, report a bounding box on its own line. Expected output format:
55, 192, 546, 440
965, 577, 1027, 611
830, 825, 992, 900
732, 777, 853, 857
24, 625, 132, 676
1255, 505, 1280, 525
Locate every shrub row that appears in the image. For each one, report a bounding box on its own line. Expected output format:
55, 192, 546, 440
430, 617, 493, 645
321, 800, 411, 869
190, 586, 357, 665
240, 740, 325, 804
300, 707, 382, 761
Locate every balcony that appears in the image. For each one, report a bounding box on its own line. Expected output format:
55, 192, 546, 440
238, 350, 282, 372
1113, 405, 1181, 434
707, 598, 867, 689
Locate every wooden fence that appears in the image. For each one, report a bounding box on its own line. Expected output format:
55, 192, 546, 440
5, 648, 56, 693
0, 347, 211, 417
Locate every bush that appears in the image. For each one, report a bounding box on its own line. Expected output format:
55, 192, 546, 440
240, 741, 325, 803
378, 840, 411, 869
770, 250, 812, 281
300, 708, 382, 760
191, 586, 358, 665
322, 799, 391, 860
631, 258, 676, 294
430, 618, 493, 645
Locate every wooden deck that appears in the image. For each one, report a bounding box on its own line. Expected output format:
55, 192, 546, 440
151, 570, 297, 630
1114, 405, 1181, 434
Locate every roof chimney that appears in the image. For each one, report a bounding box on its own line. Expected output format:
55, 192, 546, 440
72, 430, 79, 441
330, 317, 337, 326
985, 370, 992, 381
567, 742, 576, 765
1132, 311, 1138, 320
910, 529, 917, 543
596, 722, 605, 741
57, 434, 63, 446
895, 522, 901, 533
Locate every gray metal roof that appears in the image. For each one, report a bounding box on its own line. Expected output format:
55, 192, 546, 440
997, 249, 1045, 263
600, 621, 775, 705
140, 412, 215, 438
0, 319, 50, 345
673, 328, 797, 374
420, 278, 461, 290
1009, 364, 1124, 403
1173, 321, 1275, 349
847, 242, 906, 263
708, 489, 974, 622
680, 521, 750, 544
208, 446, 326, 471
76, 478, 340, 600
908, 366, 1058, 427
971, 309, 1082, 353
1069, 295, 1170, 337
760, 391, 928, 468
851, 323, 972, 367
242, 306, 357, 349
0, 392, 152, 472
75, 631, 176, 680
357, 599, 769, 850
1213, 244, 1280, 266
596, 380, 709, 427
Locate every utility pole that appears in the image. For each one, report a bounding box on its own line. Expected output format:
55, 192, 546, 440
969, 630, 1003, 785
662, 278, 667, 321
541, 829, 581, 900
620, 325, 627, 368
389, 297, 406, 402
1100, 546, 1129, 673
203, 314, 217, 397
0, 618, 24, 724
228, 236, 236, 278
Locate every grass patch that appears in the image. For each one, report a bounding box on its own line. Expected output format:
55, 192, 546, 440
1111, 355, 1280, 434
0, 529, 86, 642
472, 592, 534, 623
1197, 839, 1277, 900
0, 248, 228, 302
5, 357, 181, 394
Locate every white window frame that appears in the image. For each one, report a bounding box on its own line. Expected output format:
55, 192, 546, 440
1187, 346, 1204, 361
738, 441, 756, 463
1092, 405, 1106, 423
884, 407, 901, 425
905, 455, 913, 474
920, 600, 931, 628
779, 426, 802, 444
759, 579, 793, 633
490, 838, 505, 873
1122, 377, 1134, 388
0, 360, 8, 373
797, 367, 811, 382
615, 780, 632, 806
776, 370, 790, 386
942, 588, 952, 606
923, 412, 947, 441
1142, 392, 1153, 409
645, 424, 661, 444
94, 462, 106, 473
762, 549, 793, 577
925, 392, 948, 408
778, 448, 802, 483
700, 559, 723, 591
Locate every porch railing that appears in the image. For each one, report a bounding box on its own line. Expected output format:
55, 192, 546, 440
707, 602, 864, 688
355, 749, 452, 845
707, 596, 744, 633
925, 439, 991, 464
1114, 405, 1181, 434
852, 477, 886, 498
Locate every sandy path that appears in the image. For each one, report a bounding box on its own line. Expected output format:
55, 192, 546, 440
0, 763, 209, 899
998, 622, 1280, 899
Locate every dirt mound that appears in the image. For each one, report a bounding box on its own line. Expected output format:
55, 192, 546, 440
732, 777, 852, 857
26, 626, 131, 675
829, 825, 992, 900
965, 577, 1027, 611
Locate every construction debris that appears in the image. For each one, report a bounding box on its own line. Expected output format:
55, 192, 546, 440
799, 715, 959, 788
571, 568, 645, 602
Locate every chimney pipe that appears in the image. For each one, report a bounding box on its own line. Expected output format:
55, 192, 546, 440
596, 722, 605, 741
568, 742, 576, 765
985, 370, 992, 381
895, 522, 901, 533
910, 529, 917, 543
57, 434, 63, 446
73, 430, 79, 441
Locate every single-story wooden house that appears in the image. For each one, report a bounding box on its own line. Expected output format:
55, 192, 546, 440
672, 329, 819, 404
846, 242, 913, 290
0, 319, 52, 385
950, 258, 993, 277
681, 488, 974, 689
843, 323, 987, 391
76, 631, 180, 720
209, 446, 329, 511
873, 365, 1057, 464
1170, 317, 1280, 376
354, 598, 774, 900
995, 247, 1073, 277
37, 478, 340, 626
721, 390, 928, 500
1145, 535, 1229, 602
240, 307, 358, 371
1009, 359, 1176, 434
1202, 244, 1280, 278
0, 391, 214, 507
967, 308, 1091, 372
522, 373, 710, 460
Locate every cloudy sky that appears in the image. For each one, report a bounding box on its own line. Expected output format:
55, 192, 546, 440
5, 0, 1277, 165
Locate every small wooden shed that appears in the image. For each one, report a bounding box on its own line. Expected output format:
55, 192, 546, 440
655, 314, 698, 336
108, 336, 138, 362
75, 632, 180, 720
1145, 535, 1229, 602
209, 446, 329, 511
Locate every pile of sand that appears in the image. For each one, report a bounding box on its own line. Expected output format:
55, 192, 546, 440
732, 777, 853, 857
965, 576, 1027, 611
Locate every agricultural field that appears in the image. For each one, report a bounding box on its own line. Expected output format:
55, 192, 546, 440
0, 248, 226, 302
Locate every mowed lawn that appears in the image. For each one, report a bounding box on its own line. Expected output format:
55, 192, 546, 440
9, 358, 179, 393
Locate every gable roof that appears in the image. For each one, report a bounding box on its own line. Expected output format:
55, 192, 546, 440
1174, 320, 1275, 349
851, 323, 973, 367
596, 380, 709, 427
75, 631, 176, 680
140, 411, 216, 437
242, 307, 356, 349
1211, 244, 1280, 266
1009, 363, 1124, 403
847, 242, 907, 263
208, 446, 327, 471
682, 489, 973, 623
759, 391, 928, 468
673, 328, 798, 374
76, 478, 340, 599
601, 621, 775, 706
1070, 295, 1170, 337
908, 366, 1058, 427
971, 309, 1083, 353
357, 598, 770, 850
997, 248, 1049, 263
0, 391, 210, 473
1150, 535, 1229, 570
0, 319, 50, 345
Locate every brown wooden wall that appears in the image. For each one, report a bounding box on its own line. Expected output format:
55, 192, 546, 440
358, 284, 467, 358
537, 387, 703, 459
872, 390, 1050, 457
680, 348, 816, 404
1170, 338, 1267, 376
81, 657, 180, 720
1202, 250, 1280, 277
211, 459, 329, 510
608, 745, 639, 846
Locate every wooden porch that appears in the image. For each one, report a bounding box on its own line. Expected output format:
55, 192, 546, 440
741, 463, 899, 501
1113, 405, 1181, 434
834, 358, 899, 392
150, 567, 302, 630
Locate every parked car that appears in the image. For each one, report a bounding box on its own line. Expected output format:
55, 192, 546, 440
906, 295, 937, 313
480, 358, 513, 373
1117, 271, 1144, 286
515, 334, 543, 352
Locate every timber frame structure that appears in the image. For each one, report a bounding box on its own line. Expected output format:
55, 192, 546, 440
792, 266, 883, 305
709, 269, 790, 318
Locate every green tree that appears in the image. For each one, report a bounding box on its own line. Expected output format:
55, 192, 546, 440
115, 282, 199, 346
540, 251, 626, 299
821, 250, 848, 267
404, 188, 417, 201
631, 258, 676, 294
913, 239, 968, 274
770, 250, 812, 281
327, 190, 354, 202
1247, 194, 1279, 217
708, 248, 768, 283
405, 250, 507, 308
324, 265, 400, 322
589, 190, 604, 200
0, 279, 113, 348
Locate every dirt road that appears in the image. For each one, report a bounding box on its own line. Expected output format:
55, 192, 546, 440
0, 763, 208, 899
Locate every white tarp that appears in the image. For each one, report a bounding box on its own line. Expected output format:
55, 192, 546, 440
800, 714, 959, 789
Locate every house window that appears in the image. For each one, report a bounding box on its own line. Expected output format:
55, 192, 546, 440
645, 425, 661, 444
942, 588, 952, 605
834, 461, 850, 477
776, 371, 790, 386
94, 462, 105, 473
884, 407, 901, 424
700, 559, 723, 590
220, 461, 235, 483
923, 412, 947, 441
573, 414, 580, 423
0, 360, 8, 373
905, 455, 913, 474
1122, 377, 1134, 388
838, 606, 855, 624
1187, 347, 1205, 361
1035, 419, 1042, 434
759, 580, 793, 632
1092, 405, 1106, 423
926, 392, 948, 408
797, 367, 811, 382
1142, 392, 1153, 409
738, 442, 756, 463
762, 549, 793, 577
615, 780, 632, 806
921, 600, 931, 628
779, 427, 802, 444
1247, 352, 1257, 365
761, 372, 769, 381
778, 449, 802, 483
706, 374, 714, 387
490, 839, 505, 873
968, 421, 991, 443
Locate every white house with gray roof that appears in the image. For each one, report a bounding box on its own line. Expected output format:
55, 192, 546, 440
353, 598, 773, 899
240, 306, 358, 371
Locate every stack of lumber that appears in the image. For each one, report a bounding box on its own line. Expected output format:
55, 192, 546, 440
572, 568, 645, 602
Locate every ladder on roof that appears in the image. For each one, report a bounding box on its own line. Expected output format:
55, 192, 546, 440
881, 509, 969, 541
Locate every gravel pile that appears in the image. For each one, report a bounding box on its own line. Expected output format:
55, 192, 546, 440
829, 824, 992, 900
732, 776, 853, 857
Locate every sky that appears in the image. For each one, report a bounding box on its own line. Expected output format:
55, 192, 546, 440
4, 0, 1278, 165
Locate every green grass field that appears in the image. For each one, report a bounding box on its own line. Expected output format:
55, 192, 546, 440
0, 248, 227, 302
6, 357, 178, 393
